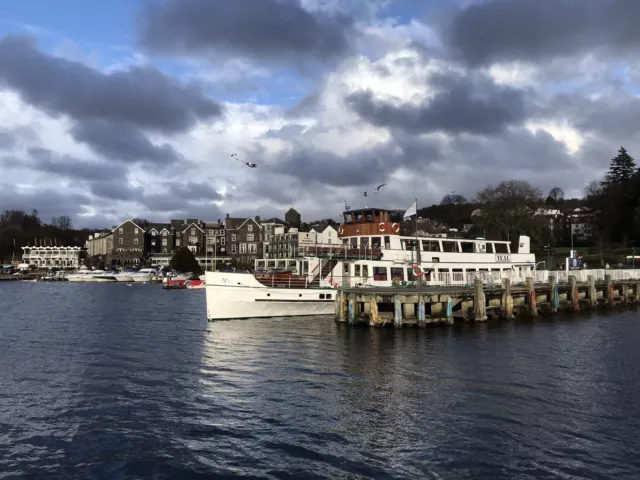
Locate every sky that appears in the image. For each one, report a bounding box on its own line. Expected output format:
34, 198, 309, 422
1, 0, 639, 228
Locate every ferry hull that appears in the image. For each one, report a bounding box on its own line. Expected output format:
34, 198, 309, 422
205, 271, 335, 321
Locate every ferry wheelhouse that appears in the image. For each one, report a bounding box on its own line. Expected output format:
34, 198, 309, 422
205, 207, 536, 321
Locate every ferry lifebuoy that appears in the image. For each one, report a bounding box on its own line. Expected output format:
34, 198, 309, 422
412, 265, 423, 277
338, 226, 344, 236
378, 222, 386, 233
391, 223, 400, 233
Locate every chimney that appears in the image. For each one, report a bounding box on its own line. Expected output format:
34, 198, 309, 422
255, 215, 261, 222
226, 213, 230, 219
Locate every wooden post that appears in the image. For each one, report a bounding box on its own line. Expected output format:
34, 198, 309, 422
549, 275, 558, 313
335, 290, 341, 319
502, 277, 513, 319
604, 274, 613, 307
569, 275, 579, 311
587, 275, 596, 308
339, 290, 348, 322
348, 294, 355, 325
473, 277, 486, 322
394, 294, 402, 328
636, 280, 640, 304
445, 296, 454, 325
526, 277, 537, 316
369, 296, 379, 326
417, 296, 425, 327
623, 281, 630, 304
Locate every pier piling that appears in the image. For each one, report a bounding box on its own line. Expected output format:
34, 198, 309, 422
526, 277, 537, 316
474, 278, 487, 322
569, 275, 579, 311
502, 278, 513, 319
549, 275, 559, 313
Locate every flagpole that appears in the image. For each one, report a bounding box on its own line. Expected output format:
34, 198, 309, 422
414, 198, 418, 286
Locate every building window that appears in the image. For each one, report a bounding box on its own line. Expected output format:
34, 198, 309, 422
220, 237, 226, 245
231, 234, 236, 242
240, 243, 247, 253
207, 237, 215, 244
209, 230, 214, 235
248, 224, 253, 232
162, 239, 167, 246
191, 228, 196, 235
134, 228, 138, 234
248, 244, 257, 254
133, 238, 139, 245
162, 231, 167, 237
189, 236, 198, 245
176, 239, 181, 246
151, 240, 156, 246
119, 228, 123, 234
231, 244, 237, 254
247, 233, 254, 242
119, 238, 123, 245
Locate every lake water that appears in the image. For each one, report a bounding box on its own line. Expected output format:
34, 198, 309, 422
1, 282, 640, 479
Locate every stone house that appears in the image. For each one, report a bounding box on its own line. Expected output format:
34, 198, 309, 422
112, 220, 146, 265
180, 219, 205, 254
225, 214, 262, 265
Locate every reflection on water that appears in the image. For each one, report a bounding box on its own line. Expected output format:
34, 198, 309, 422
1, 283, 640, 478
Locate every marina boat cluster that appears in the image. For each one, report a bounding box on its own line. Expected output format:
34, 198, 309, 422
66, 267, 161, 283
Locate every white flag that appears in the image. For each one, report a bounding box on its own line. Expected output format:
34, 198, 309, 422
403, 200, 417, 219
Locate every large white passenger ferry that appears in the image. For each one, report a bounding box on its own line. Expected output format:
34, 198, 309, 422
205, 208, 536, 321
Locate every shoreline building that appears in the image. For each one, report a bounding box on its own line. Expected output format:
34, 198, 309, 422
21, 246, 85, 268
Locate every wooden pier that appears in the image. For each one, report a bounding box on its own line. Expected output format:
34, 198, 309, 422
335, 275, 640, 327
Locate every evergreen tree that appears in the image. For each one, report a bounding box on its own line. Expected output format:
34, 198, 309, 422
603, 147, 636, 187
170, 247, 202, 274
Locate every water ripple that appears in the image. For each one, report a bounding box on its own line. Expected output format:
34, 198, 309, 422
2, 283, 640, 478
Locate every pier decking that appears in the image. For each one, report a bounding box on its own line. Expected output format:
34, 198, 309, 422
335, 274, 640, 327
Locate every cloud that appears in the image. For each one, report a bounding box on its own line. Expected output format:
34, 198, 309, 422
0, 35, 222, 133
138, 0, 354, 67
26, 147, 128, 181
69, 120, 184, 166
445, 0, 640, 66
0, 183, 92, 221
0, 130, 14, 149
346, 70, 528, 135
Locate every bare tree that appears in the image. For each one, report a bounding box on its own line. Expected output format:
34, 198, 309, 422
51, 215, 73, 230
475, 180, 544, 245
440, 193, 467, 205
546, 187, 565, 204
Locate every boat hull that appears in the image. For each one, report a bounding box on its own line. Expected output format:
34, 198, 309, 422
132, 275, 153, 283
205, 271, 335, 321
94, 276, 117, 283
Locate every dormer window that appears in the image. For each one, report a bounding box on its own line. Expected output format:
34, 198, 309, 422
191, 228, 196, 235
248, 224, 253, 233
162, 231, 168, 237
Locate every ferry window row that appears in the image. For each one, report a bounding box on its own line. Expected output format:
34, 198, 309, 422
343, 236, 510, 253
350, 265, 513, 282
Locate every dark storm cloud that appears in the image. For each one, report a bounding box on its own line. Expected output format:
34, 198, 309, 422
445, 0, 640, 66
0, 130, 14, 149
138, 0, 353, 65
0, 35, 222, 132
27, 148, 128, 181
69, 121, 183, 166
163, 181, 224, 201
0, 183, 92, 221
347, 71, 528, 135
271, 131, 442, 187
89, 180, 139, 201
541, 93, 640, 140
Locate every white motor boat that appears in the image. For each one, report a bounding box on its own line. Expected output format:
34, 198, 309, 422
131, 268, 158, 283
67, 269, 105, 282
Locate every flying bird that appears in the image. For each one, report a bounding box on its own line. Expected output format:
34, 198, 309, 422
231, 153, 257, 168
373, 183, 386, 194
344, 200, 350, 211
364, 190, 368, 197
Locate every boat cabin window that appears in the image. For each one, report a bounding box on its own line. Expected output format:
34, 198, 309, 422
422, 240, 440, 252
466, 268, 476, 272
372, 237, 381, 248
491, 268, 501, 272
494, 243, 509, 254
267, 261, 275, 267
355, 265, 361, 276
460, 241, 475, 253
288, 261, 296, 267
277, 260, 286, 268
384, 236, 390, 249
350, 238, 357, 248
402, 239, 418, 250
326, 294, 332, 300
361, 237, 370, 248
390, 267, 404, 281
441, 241, 458, 252
362, 265, 369, 278
373, 266, 387, 281
431, 256, 440, 263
